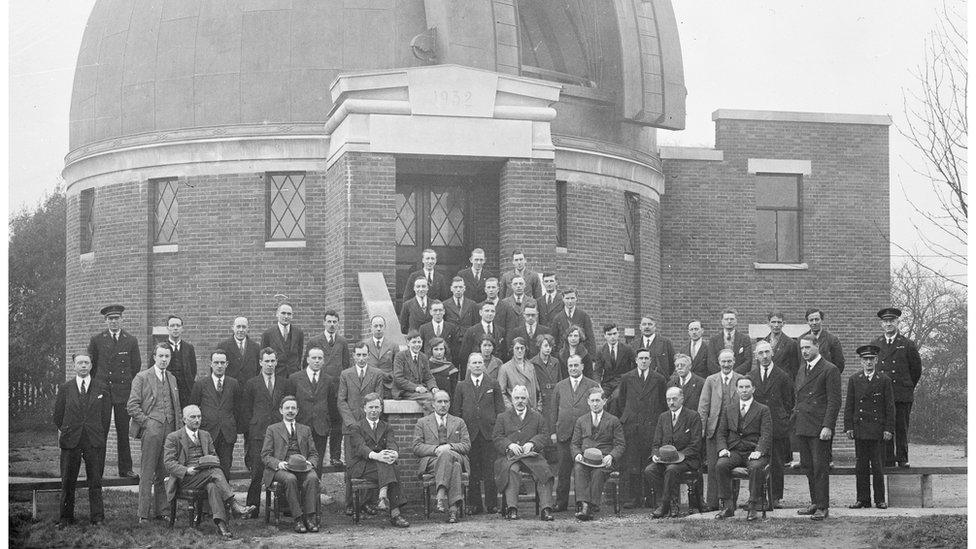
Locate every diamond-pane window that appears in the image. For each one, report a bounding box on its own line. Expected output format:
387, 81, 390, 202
624, 192, 639, 255
79, 188, 95, 254
153, 178, 179, 244
429, 190, 464, 246
395, 190, 417, 246
266, 173, 306, 241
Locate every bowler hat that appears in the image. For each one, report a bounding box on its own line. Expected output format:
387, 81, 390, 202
581, 447, 606, 468
856, 344, 881, 358
877, 307, 902, 320
196, 455, 221, 470
654, 444, 685, 464
285, 454, 312, 473
100, 304, 125, 317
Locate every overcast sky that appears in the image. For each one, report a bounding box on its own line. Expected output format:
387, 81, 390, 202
6, 0, 965, 279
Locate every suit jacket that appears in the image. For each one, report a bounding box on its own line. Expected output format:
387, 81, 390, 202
509, 323, 552, 359
844, 371, 896, 440
792, 358, 842, 437
288, 369, 337, 435
595, 343, 637, 393
337, 366, 385, 430
491, 407, 552, 489
456, 268, 492, 303
163, 428, 217, 501
403, 269, 450, 302
482, 297, 520, 336
347, 418, 399, 479
708, 331, 754, 375
126, 367, 183, 439
685, 338, 713, 378
241, 374, 295, 441
305, 333, 351, 380
551, 308, 596, 357
631, 334, 676, 379
557, 344, 594, 380
217, 336, 261, 382
88, 329, 141, 404
412, 413, 471, 473
763, 333, 801, 381
616, 368, 668, 436
872, 333, 922, 402
443, 296, 480, 329
500, 294, 538, 324
532, 353, 563, 427
366, 337, 400, 396
698, 371, 744, 438
189, 375, 241, 442
652, 407, 703, 470
261, 325, 305, 377
398, 297, 433, 335
667, 373, 705, 412
748, 365, 794, 439
162, 340, 198, 406
717, 399, 772, 456
419, 321, 462, 366
461, 322, 507, 367
451, 376, 505, 440
801, 329, 846, 373
392, 350, 437, 398
53, 378, 112, 449
536, 292, 563, 328
570, 411, 626, 464
261, 421, 318, 487
499, 269, 543, 300
552, 376, 600, 442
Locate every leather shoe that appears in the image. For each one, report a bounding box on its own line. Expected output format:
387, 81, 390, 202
294, 519, 307, 534
848, 501, 871, 509
715, 500, 734, 519
575, 502, 592, 521
376, 496, 390, 511
307, 517, 319, 533
505, 506, 518, 520
390, 514, 410, 528
796, 505, 817, 515
651, 505, 667, 519
746, 505, 758, 521
231, 501, 256, 518
447, 509, 459, 524
669, 500, 681, 518
216, 520, 233, 538
360, 502, 378, 516
435, 498, 448, 513
541, 508, 554, 522
875, 502, 888, 509
810, 508, 828, 521
331, 458, 345, 467
119, 470, 139, 479
485, 505, 497, 514
344, 505, 355, 517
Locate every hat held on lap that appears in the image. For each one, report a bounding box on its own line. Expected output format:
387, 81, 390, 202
581, 447, 606, 468
285, 454, 312, 473
654, 444, 685, 464
196, 455, 221, 470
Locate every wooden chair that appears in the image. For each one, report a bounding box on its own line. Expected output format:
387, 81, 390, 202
497, 470, 541, 516
603, 471, 622, 515
168, 483, 206, 528
421, 473, 469, 518
265, 480, 321, 525
349, 478, 379, 524
730, 464, 772, 519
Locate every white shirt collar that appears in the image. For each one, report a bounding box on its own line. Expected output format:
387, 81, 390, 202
808, 356, 822, 368
740, 398, 754, 413
168, 338, 181, 350
517, 409, 526, 420
592, 411, 602, 423
185, 426, 198, 440
153, 366, 166, 381
471, 374, 483, 385
212, 373, 224, 386
436, 413, 448, 426
307, 368, 320, 382
76, 376, 89, 391
672, 406, 683, 417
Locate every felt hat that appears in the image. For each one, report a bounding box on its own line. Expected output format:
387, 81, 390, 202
285, 454, 312, 473
581, 447, 606, 468
654, 444, 685, 464
196, 455, 221, 470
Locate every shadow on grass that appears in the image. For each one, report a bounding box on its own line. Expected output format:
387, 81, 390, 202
661, 519, 818, 541
869, 516, 967, 548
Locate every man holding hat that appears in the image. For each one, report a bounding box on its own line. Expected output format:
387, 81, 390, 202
714, 377, 772, 521
347, 393, 411, 527
88, 304, 141, 478
164, 405, 255, 538
844, 344, 895, 508
261, 395, 321, 533
871, 308, 922, 467
571, 387, 625, 521
644, 386, 703, 518
492, 384, 555, 521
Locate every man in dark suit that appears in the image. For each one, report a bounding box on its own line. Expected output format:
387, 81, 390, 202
217, 316, 261, 383
644, 386, 703, 518
399, 278, 433, 334
698, 349, 744, 511
616, 348, 667, 508
419, 300, 462, 366
482, 277, 520, 336
801, 308, 846, 373
240, 348, 294, 514
499, 250, 544, 300
668, 354, 705, 411
845, 344, 896, 509
500, 275, 538, 322
261, 303, 305, 377
393, 333, 438, 411
536, 273, 563, 328
347, 394, 411, 527
596, 323, 637, 402
403, 248, 450, 302
456, 247, 492, 303
261, 395, 321, 533
509, 305, 551, 359
708, 308, 753, 375
337, 342, 386, 515
366, 315, 400, 398
685, 320, 713, 378
551, 355, 600, 511
87, 303, 141, 478
714, 377, 772, 521
551, 289, 596, 357
632, 316, 675, 379
571, 387, 626, 521
288, 346, 336, 473
872, 307, 922, 467
460, 302, 506, 375
412, 390, 471, 523
793, 334, 842, 520
764, 313, 801, 381
748, 341, 794, 508
53, 352, 112, 526
451, 352, 506, 515
444, 276, 479, 330
492, 384, 555, 521
305, 309, 351, 466
188, 350, 241, 478
163, 315, 198, 408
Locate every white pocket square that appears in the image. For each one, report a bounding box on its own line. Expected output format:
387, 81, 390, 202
97, 394, 104, 399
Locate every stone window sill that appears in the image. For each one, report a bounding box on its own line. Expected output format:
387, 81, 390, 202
753, 262, 809, 270
265, 240, 306, 249
153, 244, 178, 254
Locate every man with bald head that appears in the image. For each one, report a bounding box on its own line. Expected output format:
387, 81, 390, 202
217, 317, 261, 382
492, 384, 555, 521
748, 340, 794, 508
413, 390, 471, 523
698, 348, 743, 511
452, 352, 505, 515
644, 386, 703, 518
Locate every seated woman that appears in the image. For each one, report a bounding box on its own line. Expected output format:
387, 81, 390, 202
427, 337, 459, 397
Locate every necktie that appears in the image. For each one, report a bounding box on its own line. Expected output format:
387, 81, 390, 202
113, 332, 118, 342
528, 326, 534, 338
282, 326, 288, 339
516, 297, 522, 306
437, 418, 448, 443
427, 272, 433, 286
487, 325, 493, 338
375, 339, 381, 349
808, 363, 814, 372
645, 337, 651, 349
328, 335, 334, 346
762, 367, 769, 383
456, 298, 462, 310
313, 372, 319, 385
216, 377, 223, 392
435, 324, 441, 337
725, 332, 733, 349
287, 423, 293, 436
611, 345, 616, 362
81, 380, 87, 395
572, 379, 579, 392
672, 412, 677, 427
358, 368, 365, 381
474, 378, 480, 388
547, 294, 553, 306
741, 402, 747, 415
371, 421, 377, 432
592, 414, 599, 428
267, 375, 274, 394
239, 340, 246, 354
888, 337, 894, 345
190, 431, 197, 444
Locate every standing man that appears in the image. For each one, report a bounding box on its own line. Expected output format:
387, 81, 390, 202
708, 309, 753, 375
644, 386, 703, 519
748, 340, 794, 509
189, 351, 241, 478
551, 355, 600, 511
399, 278, 433, 334
571, 387, 626, 521
793, 334, 842, 520
460, 302, 506, 375
88, 304, 141, 478
305, 309, 351, 466
482, 277, 520, 336
366, 315, 400, 398
668, 354, 705, 411
492, 384, 556, 521
499, 250, 543, 299
217, 317, 261, 382
403, 248, 450, 302
451, 352, 506, 515
616, 348, 667, 508
419, 300, 462, 366
163, 315, 198, 407
127, 342, 182, 523
801, 308, 846, 373
698, 349, 743, 511
347, 394, 411, 527
261, 395, 321, 533
337, 342, 385, 516
501, 275, 538, 322
872, 307, 922, 467
457, 248, 492, 303
53, 352, 112, 527
444, 276, 479, 330
714, 378, 772, 521
596, 323, 637, 402
537, 273, 563, 328
764, 313, 801, 381
413, 390, 471, 523
632, 316, 675, 379
261, 303, 305, 377
845, 344, 895, 509
685, 320, 713, 378
551, 289, 596, 357
289, 347, 336, 473
509, 305, 551, 359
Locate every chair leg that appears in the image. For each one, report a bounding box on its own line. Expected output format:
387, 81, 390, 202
459, 485, 466, 518
353, 487, 361, 525
194, 497, 204, 528
265, 488, 271, 524
424, 485, 431, 519
535, 481, 540, 515
499, 492, 506, 515
169, 498, 177, 527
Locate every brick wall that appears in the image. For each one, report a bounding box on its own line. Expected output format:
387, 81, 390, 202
385, 406, 426, 500
499, 158, 557, 274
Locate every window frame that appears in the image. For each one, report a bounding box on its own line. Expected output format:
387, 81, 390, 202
555, 180, 568, 248
754, 173, 803, 264
79, 188, 95, 255
623, 191, 639, 256
151, 177, 180, 247
265, 171, 308, 243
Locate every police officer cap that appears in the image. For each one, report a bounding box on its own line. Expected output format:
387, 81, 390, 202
856, 344, 880, 358
876, 307, 901, 320
100, 304, 125, 317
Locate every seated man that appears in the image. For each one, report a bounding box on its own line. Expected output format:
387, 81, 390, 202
492, 384, 555, 521
714, 377, 772, 521
644, 387, 703, 518
571, 387, 625, 521
163, 405, 255, 538
413, 390, 471, 523
393, 332, 438, 412
261, 395, 321, 533
347, 393, 410, 527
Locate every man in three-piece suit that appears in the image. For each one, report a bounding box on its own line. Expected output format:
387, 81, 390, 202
451, 353, 506, 515
162, 315, 198, 408
482, 278, 520, 337
288, 346, 337, 473
500, 274, 538, 322
366, 315, 400, 398
499, 250, 544, 300
240, 348, 295, 513
748, 340, 795, 508
403, 248, 450, 302
88, 303, 141, 478
616, 347, 667, 508
685, 320, 713, 378
127, 342, 183, 522
456, 248, 492, 304
261, 395, 321, 533
551, 355, 600, 511
509, 305, 552, 359
644, 386, 704, 518
550, 289, 596, 357
714, 377, 772, 521
217, 317, 261, 382
793, 334, 842, 520
536, 273, 563, 328
54, 352, 112, 526
708, 308, 753, 375
399, 278, 433, 335
871, 307, 922, 468
460, 302, 507, 376
492, 384, 555, 521
444, 276, 480, 330
163, 405, 254, 538
393, 333, 438, 408
413, 390, 471, 523
419, 300, 462, 366
845, 344, 896, 509
338, 342, 386, 515
571, 387, 626, 521
596, 323, 637, 402
801, 308, 846, 373
668, 354, 705, 411
347, 393, 411, 527
189, 350, 241, 478
305, 309, 351, 466
632, 316, 675, 379
261, 303, 305, 377
698, 348, 744, 511
764, 313, 801, 381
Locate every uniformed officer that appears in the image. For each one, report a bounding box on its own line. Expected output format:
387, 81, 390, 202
844, 344, 895, 508
870, 308, 922, 467
87, 304, 141, 478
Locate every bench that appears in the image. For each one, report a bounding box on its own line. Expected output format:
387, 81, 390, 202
781, 465, 966, 508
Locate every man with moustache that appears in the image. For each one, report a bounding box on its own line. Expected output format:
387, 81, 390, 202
452, 352, 505, 515
698, 349, 743, 511
644, 386, 703, 518
668, 354, 705, 410
748, 340, 794, 509
551, 354, 600, 511
261, 395, 321, 533
189, 351, 241, 477
492, 384, 555, 521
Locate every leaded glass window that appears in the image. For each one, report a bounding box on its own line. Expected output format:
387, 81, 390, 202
428, 189, 465, 247
153, 178, 179, 244
79, 188, 95, 254
395, 189, 417, 246
266, 172, 306, 241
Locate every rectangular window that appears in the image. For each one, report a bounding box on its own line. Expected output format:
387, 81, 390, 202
266, 172, 307, 241
152, 178, 179, 245
556, 181, 567, 247
755, 174, 801, 262
79, 188, 95, 254
624, 192, 639, 255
